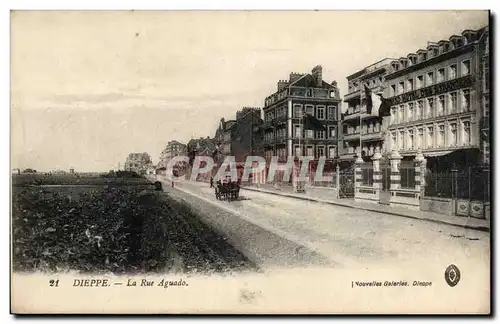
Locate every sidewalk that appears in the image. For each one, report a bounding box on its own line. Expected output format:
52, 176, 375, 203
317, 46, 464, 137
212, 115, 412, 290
242, 183, 490, 232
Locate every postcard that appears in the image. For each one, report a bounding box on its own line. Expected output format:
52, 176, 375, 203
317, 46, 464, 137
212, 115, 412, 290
11, 10, 491, 314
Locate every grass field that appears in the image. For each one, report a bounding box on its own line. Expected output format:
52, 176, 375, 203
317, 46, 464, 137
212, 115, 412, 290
12, 174, 255, 274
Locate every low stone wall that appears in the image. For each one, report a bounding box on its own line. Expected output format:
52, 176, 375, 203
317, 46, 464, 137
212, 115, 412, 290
390, 189, 420, 210
354, 186, 379, 204
420, 197, 454, 216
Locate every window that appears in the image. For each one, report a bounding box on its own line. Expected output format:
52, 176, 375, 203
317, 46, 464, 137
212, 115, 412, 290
367, 122, 373, 134
294, 125, 302, 138
398, 130, 404, 150
462, 60, 471, 75
391, 107, 397, 123
449, 92, 457, 114
417, 100, 424, 119
316, 130, 325, 139
306, 146, 314, 157
329, 90, 336, 98
407, 78, 414, 91
463, 121, 471, 145
398, 82, 405, 94
408, 102, 414, 121
417, 128, 423, 149
461, 89, 471, 111
437, 95, 445, 116
398, 105, 405, 122
293, 104, 303, 118
317, 106, 325, 120
306, 89, 312, 97
408, 129, 414, 150
305, 105, 314, 115
328, 146, 336, 158
327, 106, 337, 120
427, 126, 434, 148
427, 97, 434, 118
306, 129, 314, 139
316, 146, 325, 158
391, 132, 397, 150
328, 126, 336, 138
294, 145, 301, 157
437, 125, 445, 147
426, 71, 434, 85
437, 68, 445, 83
416, 75, 424, 89
449, 64, 457, 79
391, 84, 396, 96
449, 123, 457, 146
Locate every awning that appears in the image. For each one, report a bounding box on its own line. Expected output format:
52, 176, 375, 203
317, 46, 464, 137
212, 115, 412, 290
423, 150, 454, 157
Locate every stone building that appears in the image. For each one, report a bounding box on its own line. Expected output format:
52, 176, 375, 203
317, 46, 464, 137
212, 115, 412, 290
262, 65, 342, 163
213, 108, 264, 181
159, 140, 187, 168
186, 137, 217, 157
383, 26, 489, 171
341, 58, 397, 162
214, 108, 263, 162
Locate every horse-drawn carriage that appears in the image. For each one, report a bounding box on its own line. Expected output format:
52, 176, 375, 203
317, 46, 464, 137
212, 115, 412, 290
214, 180, 240, 201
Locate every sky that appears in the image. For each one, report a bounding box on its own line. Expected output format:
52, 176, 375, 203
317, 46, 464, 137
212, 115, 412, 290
11, 10, 488, 172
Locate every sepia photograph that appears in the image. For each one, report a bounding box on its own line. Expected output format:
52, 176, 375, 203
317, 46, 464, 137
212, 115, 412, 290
10, 9, 491, 314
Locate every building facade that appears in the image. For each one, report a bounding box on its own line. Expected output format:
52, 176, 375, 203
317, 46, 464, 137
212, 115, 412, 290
214, 108, 263, 163
262, 65, 341, 163
186, 137, 217, 157
383, 26, 489, 171
341, 58, 397, 162
159, 140, 187, 168
479, 27, 490, 165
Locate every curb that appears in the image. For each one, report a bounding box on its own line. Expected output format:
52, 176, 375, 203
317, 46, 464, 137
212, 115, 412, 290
241, 187, 490, 233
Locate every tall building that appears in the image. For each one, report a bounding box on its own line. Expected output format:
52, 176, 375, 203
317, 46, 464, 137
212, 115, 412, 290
341, 58, 397, 162
262, 65, 341, 163
214, 107, 263, 164
383, 26, 489, 171
159, 140, 187, 168
479, 27, 490, 165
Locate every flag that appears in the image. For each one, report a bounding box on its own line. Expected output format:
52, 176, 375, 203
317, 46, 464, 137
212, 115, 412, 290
303, 113, 326, 130
364, 84, 391, 118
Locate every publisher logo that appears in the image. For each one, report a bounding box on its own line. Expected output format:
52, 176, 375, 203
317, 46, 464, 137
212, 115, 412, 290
445, 264, 461, 287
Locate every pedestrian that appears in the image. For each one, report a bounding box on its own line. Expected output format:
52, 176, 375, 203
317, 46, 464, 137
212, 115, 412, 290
172, 180, 174, 188
210, 177, 214, 188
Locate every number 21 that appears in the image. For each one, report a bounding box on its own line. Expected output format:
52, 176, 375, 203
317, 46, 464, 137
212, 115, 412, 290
49, 279, 59, 287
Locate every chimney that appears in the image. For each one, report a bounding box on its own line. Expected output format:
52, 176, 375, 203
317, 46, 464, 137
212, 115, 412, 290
277, 80, 289, 91
289, 72, 304, 83
312, 65, 323, 87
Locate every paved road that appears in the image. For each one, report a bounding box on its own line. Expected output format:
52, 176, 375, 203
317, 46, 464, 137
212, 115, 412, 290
163, 180, 490, 272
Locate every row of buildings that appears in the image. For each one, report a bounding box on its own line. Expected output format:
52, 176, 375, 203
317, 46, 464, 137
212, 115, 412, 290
157, 25, 489, 176
342, 26, 489, 171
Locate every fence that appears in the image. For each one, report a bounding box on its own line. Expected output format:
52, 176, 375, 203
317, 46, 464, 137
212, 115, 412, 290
361, 164, 374, 186
424, 166, 489, 201
400, 162, 416, 189
311, 172, 337, 188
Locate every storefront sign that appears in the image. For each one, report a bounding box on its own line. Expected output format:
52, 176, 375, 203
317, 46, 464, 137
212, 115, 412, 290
390, 75, 474, 106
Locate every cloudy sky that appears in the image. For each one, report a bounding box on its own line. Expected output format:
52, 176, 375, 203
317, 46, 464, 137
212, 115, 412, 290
11, 10, 488, 172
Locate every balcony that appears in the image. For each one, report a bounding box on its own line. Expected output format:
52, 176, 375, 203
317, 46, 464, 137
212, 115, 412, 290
361, 132, 384, 141
343, 132, 361, 141
344, 90, 361, 101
